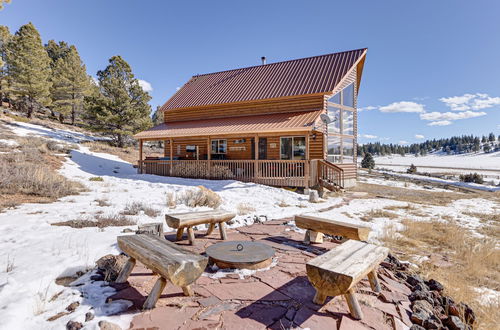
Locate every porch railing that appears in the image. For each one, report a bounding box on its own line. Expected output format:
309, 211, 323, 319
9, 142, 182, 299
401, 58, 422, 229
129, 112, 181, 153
315, 159, 344, 188
138, 159, 309, 187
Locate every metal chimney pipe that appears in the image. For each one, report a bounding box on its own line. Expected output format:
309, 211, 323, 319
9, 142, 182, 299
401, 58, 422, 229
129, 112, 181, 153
261, 56, 266, 65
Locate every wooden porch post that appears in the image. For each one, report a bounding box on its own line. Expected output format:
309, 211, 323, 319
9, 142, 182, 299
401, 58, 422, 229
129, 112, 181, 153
139, 139, 143, 174
254, 135, 259, 181
169, 138, 173, 176
207, 137, 211, 179
305, 134, 310, 189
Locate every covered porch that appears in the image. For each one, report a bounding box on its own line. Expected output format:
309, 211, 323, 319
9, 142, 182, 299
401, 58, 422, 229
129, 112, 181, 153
134, 111, 345, 188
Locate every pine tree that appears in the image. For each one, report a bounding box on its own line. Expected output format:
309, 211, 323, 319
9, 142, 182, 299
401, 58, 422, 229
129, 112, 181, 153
84, 56, 152, 147
361, 152, 375, 169
488, 132, 495, 142
5, 23, 52, 118
0, 25, 11, 105
152, 105, 164, 125
50, 45, 91, 124
0, 0, 11, 10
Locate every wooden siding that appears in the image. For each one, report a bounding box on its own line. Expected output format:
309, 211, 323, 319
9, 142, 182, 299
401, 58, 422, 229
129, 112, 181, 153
164, 95, 325, 122
309, 132, 324, 160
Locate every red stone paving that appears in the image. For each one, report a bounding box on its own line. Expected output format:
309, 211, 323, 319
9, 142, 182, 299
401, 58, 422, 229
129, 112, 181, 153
107, 221, 413, 330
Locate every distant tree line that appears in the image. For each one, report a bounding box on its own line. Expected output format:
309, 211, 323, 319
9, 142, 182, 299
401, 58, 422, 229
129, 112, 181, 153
0, 22, 153, 146
358, 133, 500, 157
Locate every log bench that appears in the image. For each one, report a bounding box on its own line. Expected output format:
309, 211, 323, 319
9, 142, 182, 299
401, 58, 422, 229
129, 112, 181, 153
116, 234, 208, 309
294, 214, 371, 243
165, 210, 236, 245
306, 240, 389, 320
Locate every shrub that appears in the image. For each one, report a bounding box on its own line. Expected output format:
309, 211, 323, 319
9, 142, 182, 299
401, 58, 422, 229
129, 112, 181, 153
53, 214, 135, 228
89, 177, 104, 182
407, 164, 417, 174
121, 201, 160, 217
166, 192, 177, 209
459, 173, 484, 184
236, 203, 256, 215
177, 186, 221, 208
361, 153, 375, 169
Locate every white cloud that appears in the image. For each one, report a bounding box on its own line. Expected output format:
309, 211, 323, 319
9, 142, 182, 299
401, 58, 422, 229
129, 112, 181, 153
361, 134, 378, 139
415, 134, 425, 139
379, 101, 425, 113
420, 110, 486, 121
358, 106, 377, 112
440, 93, 500, 111
398, 140, 409, 145
138, 79, 153, 93
428, 120, 452, 126
91, 76, 98, 86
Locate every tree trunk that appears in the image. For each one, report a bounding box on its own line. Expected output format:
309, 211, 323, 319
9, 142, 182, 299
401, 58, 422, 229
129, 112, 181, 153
59, 113, 64, 123
27, 98, 33, 118
117, 134, 124, 148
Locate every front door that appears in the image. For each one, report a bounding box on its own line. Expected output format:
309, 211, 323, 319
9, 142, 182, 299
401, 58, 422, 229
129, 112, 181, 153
258, 138, 267, 160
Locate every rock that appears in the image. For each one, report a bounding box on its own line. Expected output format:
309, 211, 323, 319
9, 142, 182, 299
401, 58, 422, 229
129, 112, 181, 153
409, 290, 434, 305
90, 274, 104, 281
66, 301, 80, 312
95, 254, 128, 282
309, 190, 320, 203
413, 283, 429, 292
98, 320, 122, 330
66, 321, 83, 330
85, 311, 94, 322
425, 279, 444, 292
412, 300, 434, 315
409, 325, 426, 330
121, 228, 134, 233
444, 315, 466, 330
410, 311, 430, 326
406, 274, 424, 287
458, 302, 475, 325
395, 271, 408, 281
385, 253, 407, 271
423, 315, 442, 329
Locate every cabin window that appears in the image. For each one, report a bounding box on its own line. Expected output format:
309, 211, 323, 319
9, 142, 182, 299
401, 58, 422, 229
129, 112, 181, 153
329, 92, 341, 105
342, 110, 354, 135
342, 138, 355, 163
327, 136, 341, 163
327, 106, 341, 134
211, 139, 227, 154
342, 83, 355, 107
280, 137, 306, 160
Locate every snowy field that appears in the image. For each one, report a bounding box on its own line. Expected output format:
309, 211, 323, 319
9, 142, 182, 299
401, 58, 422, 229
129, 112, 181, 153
0, 119, 498, 329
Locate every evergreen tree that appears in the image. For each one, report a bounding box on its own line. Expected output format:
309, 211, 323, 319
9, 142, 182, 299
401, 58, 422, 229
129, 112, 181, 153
361, 152, 375, 169
5, 23, 52, 117
84, 56, 152, 147
0, 25, 11, 104
0, 0, 11, 10
488, 132, 495, 142
152, 105, 164, 125
483, 143, 491, 153
50, 45, 91, 124
407, 164, 417, 174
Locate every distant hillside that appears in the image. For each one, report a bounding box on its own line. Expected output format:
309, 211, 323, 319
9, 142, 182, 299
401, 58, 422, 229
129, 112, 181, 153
359, 133, 500, 156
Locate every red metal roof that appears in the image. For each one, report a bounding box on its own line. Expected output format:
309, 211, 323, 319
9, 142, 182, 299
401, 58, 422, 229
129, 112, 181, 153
161, 48, 367, 110
134, 111, 321, 139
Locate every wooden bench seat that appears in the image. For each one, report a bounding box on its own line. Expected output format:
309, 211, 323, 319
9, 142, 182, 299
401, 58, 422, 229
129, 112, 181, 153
165, 210, 236, 245
116, 234, 208, 309
306, 240, 389, 319
294, 214, 371, 243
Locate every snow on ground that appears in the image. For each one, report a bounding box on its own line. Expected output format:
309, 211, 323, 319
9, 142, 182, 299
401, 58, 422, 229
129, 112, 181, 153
358, 175, 453, 192
372, 151, 500, 171
0, 120, 344, 329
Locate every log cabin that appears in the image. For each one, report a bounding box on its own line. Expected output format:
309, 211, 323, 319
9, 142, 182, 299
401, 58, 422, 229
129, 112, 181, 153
134, 48, 367, 189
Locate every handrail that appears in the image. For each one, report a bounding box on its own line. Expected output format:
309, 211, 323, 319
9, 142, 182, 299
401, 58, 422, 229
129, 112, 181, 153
317, 159, 344, 188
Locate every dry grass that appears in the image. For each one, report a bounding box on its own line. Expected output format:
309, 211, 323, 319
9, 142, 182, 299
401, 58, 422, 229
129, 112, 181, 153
53, 213, 136, 228
121, 201, 160, 217
176, 186, 221, 208
277, 200, 291, 207
236, 203, 256, 215
84, 140, 163, 164
89, 176, 104, 182
166, 192, 177, 209
94, 198, 111, 207
0, 136, 84, 211
352, 182, 473, 206
359, 209, 399, 222
381, 219, 500, 329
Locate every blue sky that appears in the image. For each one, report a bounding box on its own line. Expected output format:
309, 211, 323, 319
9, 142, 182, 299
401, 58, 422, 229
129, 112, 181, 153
1, 0, 499, 144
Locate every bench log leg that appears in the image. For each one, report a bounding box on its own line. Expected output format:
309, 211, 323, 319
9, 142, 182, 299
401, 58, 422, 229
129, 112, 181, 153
304, 230, 324, 244
344, 288, 363, 320
219, 222, 227, 240
143, 277, 167, 310
206, 223, 215, 235
367, 269, 381, 292
312, 289, 327, 305
176, 228, 184, 241
115, 257, 136, 284
182, 285, 193, 296
187, 227, 195, 245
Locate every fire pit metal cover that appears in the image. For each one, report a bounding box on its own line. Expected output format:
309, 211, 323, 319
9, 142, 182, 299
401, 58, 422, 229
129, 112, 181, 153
206, 241, 275, 270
